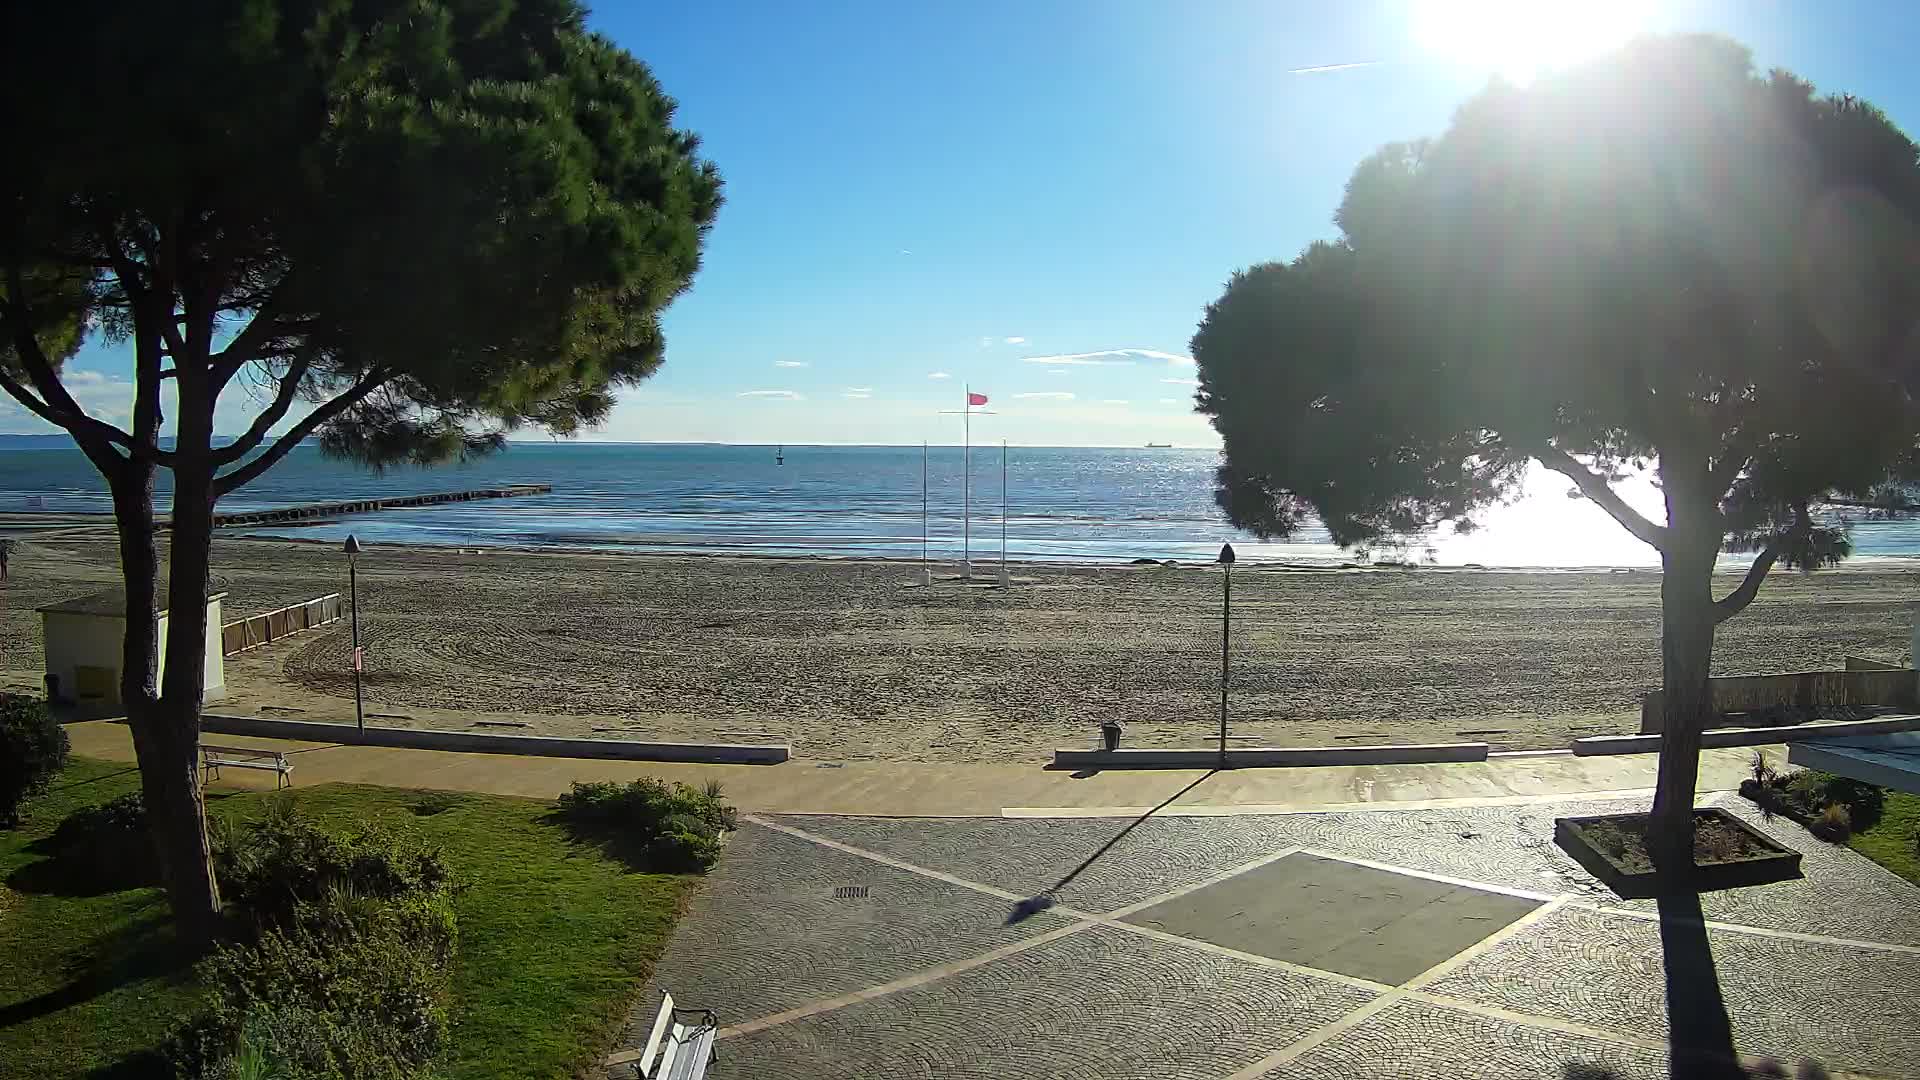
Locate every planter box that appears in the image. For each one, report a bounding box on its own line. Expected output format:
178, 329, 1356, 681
1554, 808, 1802, 899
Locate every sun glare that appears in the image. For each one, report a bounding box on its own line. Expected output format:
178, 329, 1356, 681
1412, 0, 1652, 83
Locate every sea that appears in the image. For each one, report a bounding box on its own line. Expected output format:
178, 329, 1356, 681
7, 440, 1920, 568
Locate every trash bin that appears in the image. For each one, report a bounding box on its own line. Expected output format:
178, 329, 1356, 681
1100, 721, 1122, 752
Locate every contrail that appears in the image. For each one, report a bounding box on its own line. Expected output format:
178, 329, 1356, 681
1288, 60, 1384, 75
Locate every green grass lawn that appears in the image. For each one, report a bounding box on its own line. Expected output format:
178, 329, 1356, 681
1849, 790, 1920, 885
1, 757, 694, 1079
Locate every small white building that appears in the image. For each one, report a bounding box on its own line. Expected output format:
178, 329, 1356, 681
39, 589, 226, 705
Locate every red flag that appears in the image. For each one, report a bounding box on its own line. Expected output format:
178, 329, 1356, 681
967, 391, 988, 406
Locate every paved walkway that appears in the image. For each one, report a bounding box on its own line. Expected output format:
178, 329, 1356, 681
61, 719, 1920, 1076
64, 719, 1774, 816
619, 794, 1920, 1079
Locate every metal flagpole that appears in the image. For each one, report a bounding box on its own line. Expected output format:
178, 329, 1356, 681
920, 441, 931, 585
963, 386, 972, 580
999, 440, 1009, 587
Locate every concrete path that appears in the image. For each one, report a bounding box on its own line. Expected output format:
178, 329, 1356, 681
64, 719, 1776, 816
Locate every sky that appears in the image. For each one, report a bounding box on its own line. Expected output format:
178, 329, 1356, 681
11, 0, 1920, 447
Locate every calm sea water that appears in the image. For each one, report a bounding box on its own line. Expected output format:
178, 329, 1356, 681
7, 441, 1920, 567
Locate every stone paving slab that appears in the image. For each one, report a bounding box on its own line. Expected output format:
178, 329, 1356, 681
1271, 998, 1669, 1080
620, 821, 1074, 1046
1424, 904, 1920, 1077
1123, 852, 1542, 984
783, 794, 1920, 944
710, 923, 1378, 1080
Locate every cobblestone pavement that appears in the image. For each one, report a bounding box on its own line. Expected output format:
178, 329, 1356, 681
610, 792, 1920, 1079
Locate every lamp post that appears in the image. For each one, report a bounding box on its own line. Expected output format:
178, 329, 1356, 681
344, 534, 364, 735
1218, 542, 1235, 765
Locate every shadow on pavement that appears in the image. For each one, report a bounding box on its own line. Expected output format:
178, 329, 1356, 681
1007, 769, 1218, 924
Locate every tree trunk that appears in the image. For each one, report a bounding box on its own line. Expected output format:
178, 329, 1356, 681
1650, 528, 1719, 869
151, 449, 224, 946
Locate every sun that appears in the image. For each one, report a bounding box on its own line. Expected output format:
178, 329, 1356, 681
1411, 0, 1652, 83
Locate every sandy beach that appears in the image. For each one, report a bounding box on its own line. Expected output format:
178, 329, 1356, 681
4, 533, 1917, 762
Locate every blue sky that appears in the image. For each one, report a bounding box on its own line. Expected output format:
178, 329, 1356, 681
11, 0, 1920, 446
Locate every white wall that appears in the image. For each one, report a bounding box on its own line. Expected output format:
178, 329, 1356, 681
41, 599, 226, 704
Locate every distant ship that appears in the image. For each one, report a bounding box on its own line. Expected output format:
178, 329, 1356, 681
1144, 442, 1172, 448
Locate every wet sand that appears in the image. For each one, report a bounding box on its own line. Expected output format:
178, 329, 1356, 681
3, 535, 1917, 762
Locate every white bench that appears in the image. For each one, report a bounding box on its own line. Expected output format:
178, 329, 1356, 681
200, 744, 294, 790
608, 992, 716, 1079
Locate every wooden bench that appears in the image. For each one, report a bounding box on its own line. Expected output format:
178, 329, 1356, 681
200, 744, 294, 790
607, 992, 716, 1079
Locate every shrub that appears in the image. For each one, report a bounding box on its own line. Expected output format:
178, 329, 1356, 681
555, 777, 735, 873
0, 693, 69, 826
1783, 770, 1888, 831
1809, 803, 1853, 843
215, 798, 451, 934
47, 792, 159, 889
174, 805, 457, 1079
172, 890, 456, 1080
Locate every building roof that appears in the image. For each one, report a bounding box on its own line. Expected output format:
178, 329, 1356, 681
38, 587, 228, 618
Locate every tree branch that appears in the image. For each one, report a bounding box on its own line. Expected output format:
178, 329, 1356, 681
212, 353, 313, 465
212, 368, 391, 497
1714, 540, 1779, 624
208, 278, 295, 391
1531, 445, 1669, 550
0, 269, 148, 464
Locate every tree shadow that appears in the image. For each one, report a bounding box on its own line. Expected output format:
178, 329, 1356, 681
1007, 769, 1217, 924
1652, 882, 1745, 1080
0, 909, 192, 1028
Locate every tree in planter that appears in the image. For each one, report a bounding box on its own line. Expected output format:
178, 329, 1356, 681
1194, 35, 1920, 860
0, 0, 721, 943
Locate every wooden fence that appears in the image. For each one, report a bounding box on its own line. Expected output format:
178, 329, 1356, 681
221, 593, 344, 656
1640, 667, 1919, 733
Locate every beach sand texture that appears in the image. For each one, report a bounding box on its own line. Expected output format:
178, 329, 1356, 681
3, 536, 1917, 762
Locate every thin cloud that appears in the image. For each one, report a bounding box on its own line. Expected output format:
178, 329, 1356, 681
1160, 377, 1201, 387
773, 360, 809, 368
1003, 336, 1026, 345
927, 371, 952, 380
844, 387, 872, 393
842, 392, 872, 399
1013, 392, 1075, 401
1100, 399, 1130, 405
899, 249, 913, 255
1019, 348, 1193, 367
1289, 60, 1383, 75
63, 369, 109, 386
738, 389, 803, 400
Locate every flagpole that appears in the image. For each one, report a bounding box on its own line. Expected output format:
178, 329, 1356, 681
963, 385, 972, 581
920, 441, 931, 586
999, 439, 1009, 588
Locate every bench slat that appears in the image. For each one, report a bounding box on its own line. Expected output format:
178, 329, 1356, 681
636, 992, 674, 1076
667, 1024, 716, 1080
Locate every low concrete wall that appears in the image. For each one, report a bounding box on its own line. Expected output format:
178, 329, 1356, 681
1843, 655, 1905, 672
1639, 668, 1918, 734
1575, 713, 1920, 756
199, 713, 788, 765
1051, 742, 1489, 770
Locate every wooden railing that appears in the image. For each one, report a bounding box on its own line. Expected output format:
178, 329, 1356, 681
221, 593, 344, 656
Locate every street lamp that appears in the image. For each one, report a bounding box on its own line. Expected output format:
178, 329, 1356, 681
344, 534, 364, 735
1218, 542, 1235, 766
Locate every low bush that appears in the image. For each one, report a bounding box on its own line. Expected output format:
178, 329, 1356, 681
1809, 802, 1853, 843
1739, 759, 1888, 841
0, 694, 69, 826
47, 792, 159, 889
214, 797, 451, 934
172, 890, 457, 1080
172, 804, 458, 1079
555, 777, 735, 873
